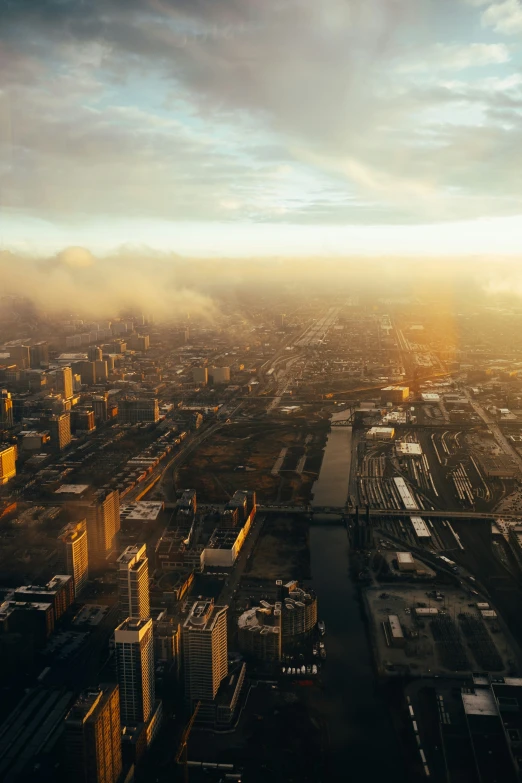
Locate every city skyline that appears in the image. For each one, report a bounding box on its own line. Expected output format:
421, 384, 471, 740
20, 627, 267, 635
2, 0, 522, 256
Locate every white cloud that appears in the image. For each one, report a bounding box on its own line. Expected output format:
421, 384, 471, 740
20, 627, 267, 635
482, 0, 522, 35
396, 42, 510, 72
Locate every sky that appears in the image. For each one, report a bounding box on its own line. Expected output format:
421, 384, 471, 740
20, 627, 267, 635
1, 0, 522, 257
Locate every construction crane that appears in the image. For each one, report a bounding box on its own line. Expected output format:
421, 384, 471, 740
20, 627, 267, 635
175, 701, 201, 783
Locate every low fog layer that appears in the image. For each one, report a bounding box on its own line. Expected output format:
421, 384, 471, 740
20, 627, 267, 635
1, 246, 522, 321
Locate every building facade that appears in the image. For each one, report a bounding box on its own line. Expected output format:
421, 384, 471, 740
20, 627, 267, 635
118, 397, 160, 424
56, 366, 73, 400
117, 544, 150, 620
182, 600, 228, 708
0, 445, 16, 484
59, 519, 89, 596
74, 489, 120, 560
114, 617, 155, 724
65, 685, 122, 783
49, 413, 72, 451
0, 390, 13, 428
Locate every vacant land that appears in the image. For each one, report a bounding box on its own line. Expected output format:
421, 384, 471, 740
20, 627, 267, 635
245, 513, 310, 581
177, 419, 328, 504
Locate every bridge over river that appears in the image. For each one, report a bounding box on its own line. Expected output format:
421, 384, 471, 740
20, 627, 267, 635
258, 503, 520, 522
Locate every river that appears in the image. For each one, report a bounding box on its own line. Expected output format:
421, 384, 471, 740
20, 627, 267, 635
308, 526, 405, 781
308, 422, 405, 780
311, 424, 352, 507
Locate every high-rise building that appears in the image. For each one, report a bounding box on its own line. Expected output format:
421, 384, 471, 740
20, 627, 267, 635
0, 445, 16, 484
64, 685, 122, 783
88, 345, 103, 362
71, 409, 96, 433
182, 600, 228, 708
56, 366, 73, 400
0, 390, 13, 428
128, 334, 150, 352
93, 393, 109, 421
73, 489, 120, 560
117, 397, 159, 424
94, 359, 108, 382
14, 574, 74, 624
59, 520, 89, 596
114, 617, 154, 724
192, 367, 208, 386
117, 544, 150, 620
104, 354, 116, 373
30, 341, 49, 369
9, 344, 30, 369
49, 412, 71, 451
72, 360, 97, 386
209, 366, 231, 384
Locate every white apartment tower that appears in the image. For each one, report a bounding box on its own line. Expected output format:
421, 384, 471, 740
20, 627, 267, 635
114, 617, 154, 724
182, 600, 228, 708
117, 544, 150, 620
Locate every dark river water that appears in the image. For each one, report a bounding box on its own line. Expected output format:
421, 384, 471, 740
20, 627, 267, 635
308, 421, 405, 780
309, 526, 405, 781
311, 425, 352, 506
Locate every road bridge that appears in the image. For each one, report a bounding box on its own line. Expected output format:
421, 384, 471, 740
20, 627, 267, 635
258, 503, 521, 522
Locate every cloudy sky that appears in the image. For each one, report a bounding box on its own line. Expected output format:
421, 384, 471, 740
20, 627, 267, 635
1, 0, 522, 256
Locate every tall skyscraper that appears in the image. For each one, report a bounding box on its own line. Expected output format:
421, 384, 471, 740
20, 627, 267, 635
114, 617, 154, 724
9, 344, 30, 368
56, 366, 73, 400
64, 684, 122, 783
94, 359, 108, 382
182, 600, 228, 708
75, 489, 120, 560
0, 445, 16, 484
72, 360, 96, 386
0, 390, 13, 428
88, 345, 103, 362
30, 341, 49, 368
59, 519, 89, 596
49, 412, 71, 451
117, 544, 150, 620
93, 393, 109, 421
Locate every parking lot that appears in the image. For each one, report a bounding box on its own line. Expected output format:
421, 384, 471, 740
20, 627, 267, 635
365, 584, 517, 677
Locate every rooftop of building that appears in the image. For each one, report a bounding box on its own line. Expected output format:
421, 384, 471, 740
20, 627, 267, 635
462, 688, 498, 717
183, 599, 227, 631
238, 605, 281, 634
15, 575, 72, 595
66, 686, 115, 723
206, 529, 240, 550
0, 599, 53, 618
120, 501, 164, 522
55, 483, 90, 495
117, 544, 147, 565
115, 617, 152, 635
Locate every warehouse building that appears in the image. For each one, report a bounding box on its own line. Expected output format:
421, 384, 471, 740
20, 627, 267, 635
381, 386, 409, 405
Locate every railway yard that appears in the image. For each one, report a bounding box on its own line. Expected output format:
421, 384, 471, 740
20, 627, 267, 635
354, 425, 510, 514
